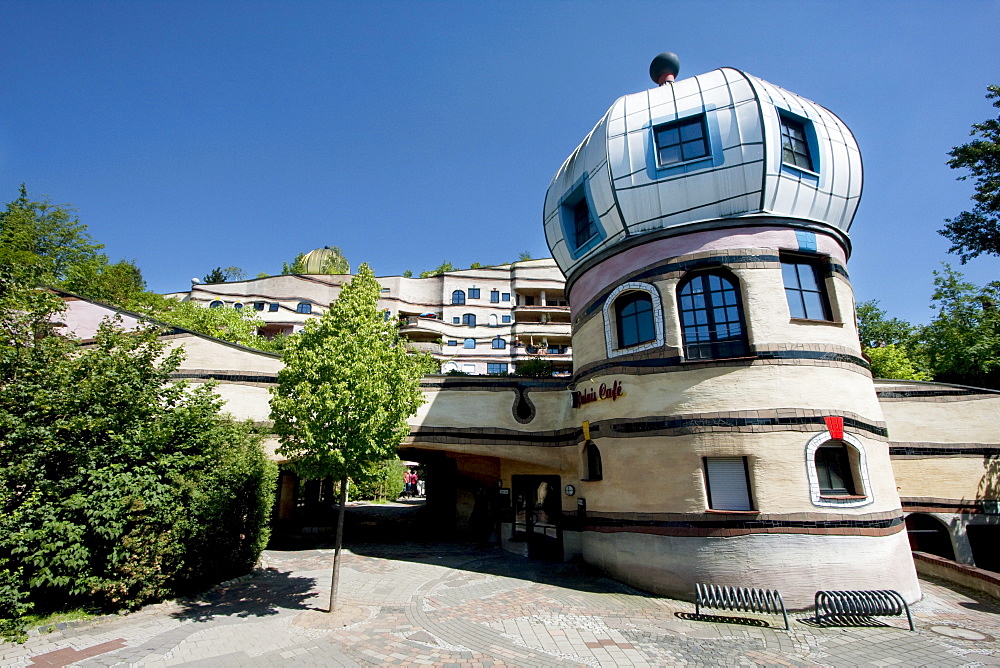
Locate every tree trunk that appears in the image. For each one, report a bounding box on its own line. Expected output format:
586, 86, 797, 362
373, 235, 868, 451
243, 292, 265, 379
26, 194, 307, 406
329, 475, 349, 612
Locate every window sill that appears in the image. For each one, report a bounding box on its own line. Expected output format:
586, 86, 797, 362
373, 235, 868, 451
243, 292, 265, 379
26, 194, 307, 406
705, 508, 760, 515
819, 494, 867, 500
781, 162, 820, 179
789, 318, 844, 327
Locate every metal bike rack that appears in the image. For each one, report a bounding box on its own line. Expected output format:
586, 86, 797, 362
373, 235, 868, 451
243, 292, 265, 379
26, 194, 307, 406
695, 583, 789, 630
814, 590, 914, 631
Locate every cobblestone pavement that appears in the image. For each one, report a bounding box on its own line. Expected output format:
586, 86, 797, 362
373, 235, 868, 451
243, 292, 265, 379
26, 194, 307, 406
4, 542, 1000, 667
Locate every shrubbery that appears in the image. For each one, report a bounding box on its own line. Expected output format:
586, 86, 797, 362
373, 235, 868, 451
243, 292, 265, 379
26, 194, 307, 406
350, 459, 407, 502
0, 277, 276, 639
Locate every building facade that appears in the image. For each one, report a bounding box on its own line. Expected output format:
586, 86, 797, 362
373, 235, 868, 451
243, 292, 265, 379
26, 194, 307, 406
171, 260, 572, 376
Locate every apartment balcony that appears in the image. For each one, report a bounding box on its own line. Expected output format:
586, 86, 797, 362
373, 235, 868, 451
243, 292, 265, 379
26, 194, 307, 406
406, 341, 443, 355
399, 315, 445, 335
510, 321, 571, 338
512, 343, 572, 358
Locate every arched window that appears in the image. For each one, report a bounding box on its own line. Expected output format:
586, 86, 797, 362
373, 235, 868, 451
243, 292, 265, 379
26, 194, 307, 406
615, 292, 655, 348
492, 337, 506, 349
233, 302, 244, 311
905, 514, 955, 561
209, 300, 224, 309
489, 314, 498, 327
805, 431, 871, 508
464, 338, 476, 349
815, 441, 854, 495
296, 302, 312, 314
678, 271, 747, 360
602, 282, 664, 358
583, 441, 603, 481
462, 313, 476, 327
452, 290, 466, 305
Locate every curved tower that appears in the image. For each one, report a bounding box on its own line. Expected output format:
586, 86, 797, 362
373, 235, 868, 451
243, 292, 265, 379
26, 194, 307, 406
544, 57, 918, 606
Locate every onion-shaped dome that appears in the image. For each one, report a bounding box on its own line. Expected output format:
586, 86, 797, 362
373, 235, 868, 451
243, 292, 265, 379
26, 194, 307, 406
299, 246, 350, 274
543, 67, 862, 283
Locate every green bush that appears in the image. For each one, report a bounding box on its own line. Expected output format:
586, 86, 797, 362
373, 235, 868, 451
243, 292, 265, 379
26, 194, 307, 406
0, 283, 276, 639
351, 459, 407, 502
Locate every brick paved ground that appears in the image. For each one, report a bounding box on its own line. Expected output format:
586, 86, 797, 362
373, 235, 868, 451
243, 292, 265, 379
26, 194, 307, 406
3, 541, 1000, 667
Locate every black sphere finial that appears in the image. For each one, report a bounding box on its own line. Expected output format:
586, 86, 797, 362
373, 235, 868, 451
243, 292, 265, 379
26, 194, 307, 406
649, 52, 680, 85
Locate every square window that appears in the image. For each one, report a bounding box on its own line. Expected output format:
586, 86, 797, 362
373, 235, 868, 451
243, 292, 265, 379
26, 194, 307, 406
501, 315, 511, 323
781, 256, 831, 321
268, 303, 279, 312
468, 288, 480, 299
447, 340, 458, 346
780, 114, 815, 171
704, 457, 753, 511
453, 317, 460, 324
253, 301, 265, 311
502, 293, 510, 301
654, 115, 709, 167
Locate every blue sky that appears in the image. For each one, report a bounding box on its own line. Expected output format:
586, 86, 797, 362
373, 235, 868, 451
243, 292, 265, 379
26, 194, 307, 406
3, 0, 997, 324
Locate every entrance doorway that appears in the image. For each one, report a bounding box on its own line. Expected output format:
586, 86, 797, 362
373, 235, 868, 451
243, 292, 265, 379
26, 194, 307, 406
512, 475, 563, 561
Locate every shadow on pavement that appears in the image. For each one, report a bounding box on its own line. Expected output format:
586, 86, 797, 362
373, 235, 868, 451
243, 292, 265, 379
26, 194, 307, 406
171, 568, 320, 622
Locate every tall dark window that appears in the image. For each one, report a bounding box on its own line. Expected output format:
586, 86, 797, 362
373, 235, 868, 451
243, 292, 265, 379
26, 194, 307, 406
573, 198, 598, 249
815, 442, 855, 495
678, 272, 747, 360
704, 457, 753, 510
614, 291, 656, 349
654, 114, 709, 167
583, 441, 603, 481
781, 258, 831, 320
462, 313, 476, 327
490, 290, 500, 303
253, 301, 265, 311
468, 288, 480, 299
268, 302, 279, 312
451, 290, 466, 305
780, 115, 814, 171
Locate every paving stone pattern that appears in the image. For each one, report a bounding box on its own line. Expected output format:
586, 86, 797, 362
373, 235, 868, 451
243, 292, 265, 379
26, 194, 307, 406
4, 543, 1000, 667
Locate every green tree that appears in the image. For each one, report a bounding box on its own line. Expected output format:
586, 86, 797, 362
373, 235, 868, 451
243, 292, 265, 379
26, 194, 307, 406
856, 300, 917, 349
939, 85, 1000, 263
148, 300, 279, 351
270, 263, 426, 611
419, 261, 455, 278
63, 257, 147, 306
350, 459, 407, 502
203, 266, 247, 283
865, 344, 931, 381
517, 251, 533, 262
515, 356, 554, 377
0, 186, 103, 284
0, 281, 275, 638
919, 265, 1000, 388
402, 269, 413, 278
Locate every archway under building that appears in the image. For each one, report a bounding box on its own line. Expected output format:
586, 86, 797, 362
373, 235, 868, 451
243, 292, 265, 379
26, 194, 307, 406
904, 513, 955, 561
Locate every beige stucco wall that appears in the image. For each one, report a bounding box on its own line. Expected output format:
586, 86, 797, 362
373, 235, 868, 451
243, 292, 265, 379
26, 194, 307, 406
892, 457, 987, 501
416, 388, 572, 433
581, 529, 920, 608
165, 334, 282, 375
881, 395, 1000, 444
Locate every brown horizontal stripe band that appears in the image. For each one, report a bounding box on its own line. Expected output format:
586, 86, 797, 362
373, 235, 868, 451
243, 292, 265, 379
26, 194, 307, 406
566, 515, 904, 538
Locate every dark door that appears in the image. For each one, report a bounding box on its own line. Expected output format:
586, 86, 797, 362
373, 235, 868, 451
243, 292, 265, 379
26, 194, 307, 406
512, 475, 562, 561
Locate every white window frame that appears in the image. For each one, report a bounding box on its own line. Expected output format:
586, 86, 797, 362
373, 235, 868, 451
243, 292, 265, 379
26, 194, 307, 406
602, 281, 664, 359
805, 430, 873, 508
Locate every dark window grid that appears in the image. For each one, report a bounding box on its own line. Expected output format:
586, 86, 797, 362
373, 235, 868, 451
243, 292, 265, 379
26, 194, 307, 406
490, 290, 500, 303
815, 443, 855, 495
468, 288, 480, 299
781, 261, 830, 320
253, 302, 265, 311
487, 363, 509, 374
296, 302, 312, 314
572, 198, 598, 249
462, 313, 477, 327
268, 303, 279, 312
679, 274, 747, 360
615, 292, 656, 349
492, 337, 506, 349
451, 290, 466, 305
502, 293, 511, 301
780, 116, 814, 171
655, 116, 710, 167
501, 315, 511, 323
452, 316, 460, 324
447, 340, 458, 346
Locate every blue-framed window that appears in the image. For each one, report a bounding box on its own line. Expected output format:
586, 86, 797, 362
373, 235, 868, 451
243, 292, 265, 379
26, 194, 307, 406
209, 300, 223, 309
559, 176, 603, 257
447, 339, 458, 346
453, 316, 460, 324
678, 271, 747, 360
462, 313, 476, 327
468, 288, 480, 299
463, 338, 476, 349
490, 290, 500, 303
492, 337, 506, 349
653, 114, 709, 167
501, 315, 511, 324
502, 293, 510, 302
451, 290, 465, 305
614, 292, 656, 349
487, 363, 509, 375
233, 302, 244, 311
780, 114, 815, 172
253, 301, 265, 311
268, 302, 279, 312
297, 302, 312, 314
781, 255, 831, 320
